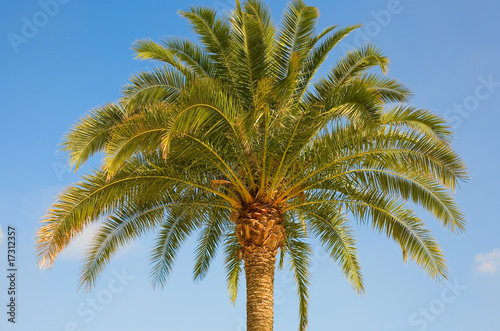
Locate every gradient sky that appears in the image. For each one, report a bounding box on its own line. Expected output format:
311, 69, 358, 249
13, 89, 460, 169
1, 0, 499, 330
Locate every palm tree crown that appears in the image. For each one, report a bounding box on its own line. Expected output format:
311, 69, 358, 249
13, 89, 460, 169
37, 1, 467, 330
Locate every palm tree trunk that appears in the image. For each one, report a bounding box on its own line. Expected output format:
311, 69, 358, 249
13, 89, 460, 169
244, 247, 277, 331
236, 203, 285, 331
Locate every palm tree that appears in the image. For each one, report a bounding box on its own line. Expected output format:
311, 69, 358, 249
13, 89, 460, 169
36, 1, 467, 330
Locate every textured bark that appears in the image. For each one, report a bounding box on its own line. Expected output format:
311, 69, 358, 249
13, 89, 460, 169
235, 203, 285, 331
244, 247, 276, 331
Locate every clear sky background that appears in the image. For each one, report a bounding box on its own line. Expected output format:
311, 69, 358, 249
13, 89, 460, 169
1, 0, 499, 330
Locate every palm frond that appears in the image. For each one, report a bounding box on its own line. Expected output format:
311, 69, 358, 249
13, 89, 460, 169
295, 24, 361, 101
358, 73, 413, 104
179, 6, 235, 85
382, 105, 454, 143
313, 43, 389, 102
230, 0, 273, 108
297, 206, 364, 293
150, 205, 202, 288
122, 66, 188, 112
80, 200, 167, 290
193, 210, 230, 281
103, 104, 170, 176
162, 37, 216, 77
275, 0, 319, 78
132, 39, 189, 75
61, 103, 125, 170
283, 216, 312, 331
224, 228, 243, 304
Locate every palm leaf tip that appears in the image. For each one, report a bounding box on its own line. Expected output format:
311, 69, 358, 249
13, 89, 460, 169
36, 222, 60, 270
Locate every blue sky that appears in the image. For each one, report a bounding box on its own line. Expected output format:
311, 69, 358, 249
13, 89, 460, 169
1, 0, 499, 330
